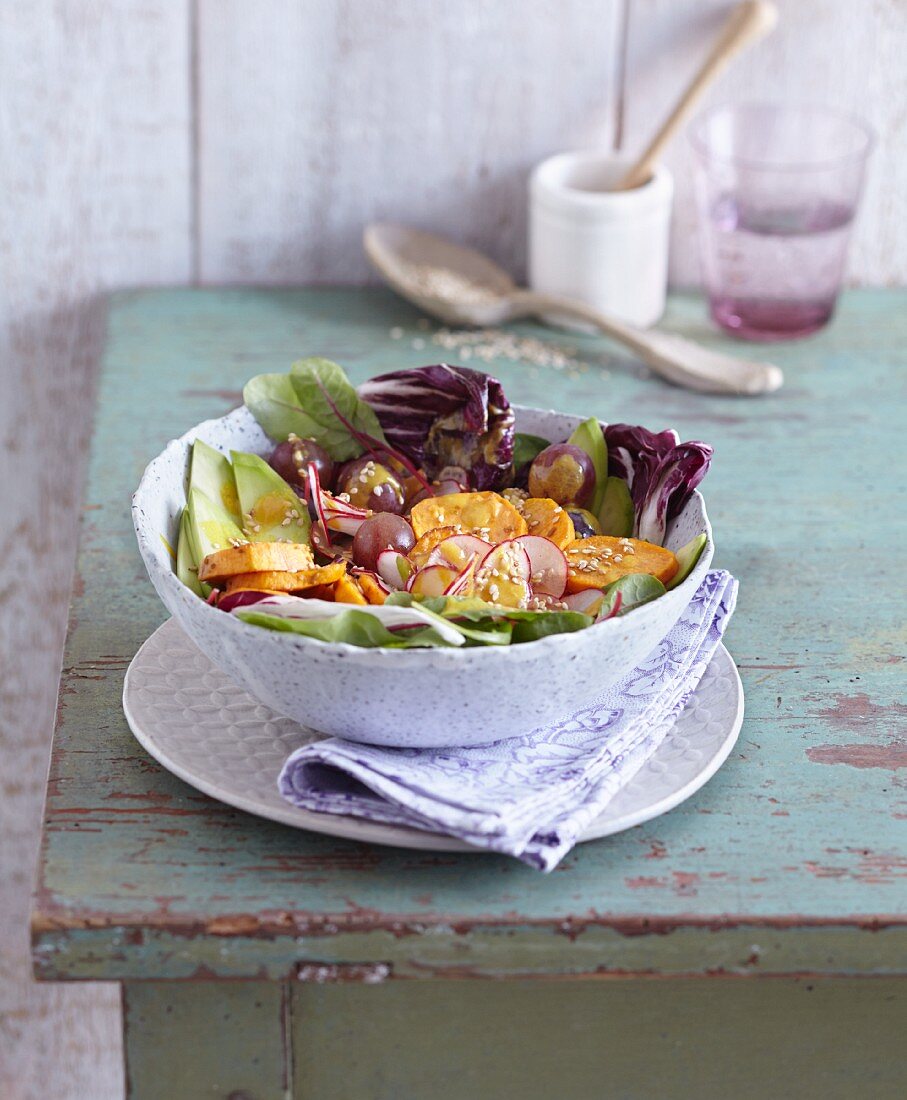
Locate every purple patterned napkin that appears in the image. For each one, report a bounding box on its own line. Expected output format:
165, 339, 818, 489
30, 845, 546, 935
279, 571, 738, 870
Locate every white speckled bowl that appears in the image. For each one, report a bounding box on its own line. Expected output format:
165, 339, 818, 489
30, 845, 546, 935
132, 406, 713, 748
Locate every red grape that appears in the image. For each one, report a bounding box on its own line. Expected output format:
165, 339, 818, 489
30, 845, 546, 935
528, 444, 596, 507
567, 507, 602, 538
337, 457, 405, 514
269, 435, 334, 490
352, 513, 416, 571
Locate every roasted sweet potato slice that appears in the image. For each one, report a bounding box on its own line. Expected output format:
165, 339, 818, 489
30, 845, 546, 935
223, 561, 346, 594
410, 492, 527, 543
357, 572, 389, 605
199, 541, 314, 584
519, 497, 575, 549
333, 573, 368, 605
408, 525, 460, 570
565, 536, 679, 593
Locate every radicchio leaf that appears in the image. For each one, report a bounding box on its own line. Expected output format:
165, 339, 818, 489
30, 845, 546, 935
217, 589, 276, 613
604, 423, 712, 544
358, 365, 514, 490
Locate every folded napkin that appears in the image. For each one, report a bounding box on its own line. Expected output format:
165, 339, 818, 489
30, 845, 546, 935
279, 570, 738, 870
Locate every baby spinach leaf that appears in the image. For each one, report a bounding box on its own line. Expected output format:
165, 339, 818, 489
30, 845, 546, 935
508, 610, 592, 643
242, 372, 312, 442
243, 359, 387, 461
289, 358, 386, 461
237, 608, 452, 648
600, 574, 666, 618
420, 597, 592, 643
388, 593, 512, 645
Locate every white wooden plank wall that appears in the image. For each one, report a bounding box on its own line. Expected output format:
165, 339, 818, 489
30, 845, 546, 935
0, 4, 190, 1099
1, 2, 906, 1097
196, 0, 623, 282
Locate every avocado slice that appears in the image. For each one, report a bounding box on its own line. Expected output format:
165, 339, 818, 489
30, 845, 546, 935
175, 505, 208, 597
185, 487, 246, 563
567, 418, 608, 514
598, 476, 634, 537
189, 440, 241, 524
666, 533, 708, 590
231, 450, 311, 545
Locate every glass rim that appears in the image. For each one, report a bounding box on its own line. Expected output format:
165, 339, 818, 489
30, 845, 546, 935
689, 102, 875, 173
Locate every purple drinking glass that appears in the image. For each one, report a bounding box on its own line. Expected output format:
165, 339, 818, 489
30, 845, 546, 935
690, 103, 873, 341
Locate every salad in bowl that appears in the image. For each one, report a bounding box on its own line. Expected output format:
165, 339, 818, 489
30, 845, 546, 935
133, 359, 714, 745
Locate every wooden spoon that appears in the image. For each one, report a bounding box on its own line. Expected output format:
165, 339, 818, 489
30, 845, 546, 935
615, 0, 779, 192
364, 224, 783, 396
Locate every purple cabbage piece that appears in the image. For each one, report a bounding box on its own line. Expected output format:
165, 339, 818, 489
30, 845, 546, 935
605, 423, 713, 544
358, 365, 514, 490
216, 589, 279, 614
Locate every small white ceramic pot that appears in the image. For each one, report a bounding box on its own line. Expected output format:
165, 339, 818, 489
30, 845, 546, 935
529, 153, 674, 329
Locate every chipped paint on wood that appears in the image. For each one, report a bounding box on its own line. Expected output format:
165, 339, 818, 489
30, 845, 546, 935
807, 743, 907, 769
815, 693, 907, 732
31, 288, 907, 984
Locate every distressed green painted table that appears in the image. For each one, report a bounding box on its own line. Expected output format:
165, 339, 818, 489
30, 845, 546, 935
33, 289, 906, 1098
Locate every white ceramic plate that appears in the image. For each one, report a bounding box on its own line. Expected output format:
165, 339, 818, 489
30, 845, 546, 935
123, 618, 743, 852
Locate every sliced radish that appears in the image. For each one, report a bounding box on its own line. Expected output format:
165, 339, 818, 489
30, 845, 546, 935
426, 534, 492, 571
310, 521, 331, 555
306, 464, 372, 538
444, 557, 477, 597
514, 535, 568, 598
376, 549, 412, 590
320, 491, 371, 536
407, 563, 459, 598
601, 591, 623, 620
306, 465, 333, 550
563, 589, 606, 615
473, 539, 532, 608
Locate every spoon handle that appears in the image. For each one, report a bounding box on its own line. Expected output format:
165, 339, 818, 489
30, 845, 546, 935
511, 290, 783, 396
615, 1, 778, 192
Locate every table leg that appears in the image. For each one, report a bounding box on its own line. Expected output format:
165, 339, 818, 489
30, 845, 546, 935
122, 981, 291, 1100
